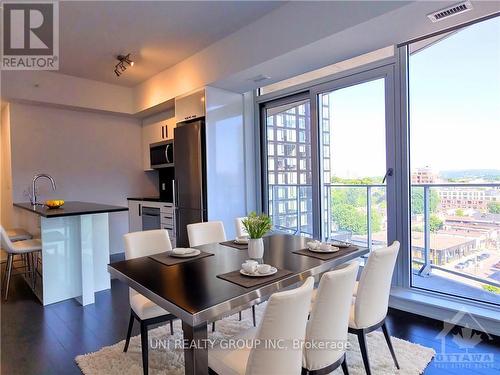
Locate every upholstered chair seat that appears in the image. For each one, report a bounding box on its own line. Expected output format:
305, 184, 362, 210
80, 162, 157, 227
0, 226, 41, 301
122, 229, 176, 375
6, 228, 33, 242
302, 262, 359, 375
187, 221, 226, 247
234, 217, 248, 238
347, 241, 401, 375
209, 277, 315, 375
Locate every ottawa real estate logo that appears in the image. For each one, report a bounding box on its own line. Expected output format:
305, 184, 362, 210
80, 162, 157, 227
1, 1, 59, 70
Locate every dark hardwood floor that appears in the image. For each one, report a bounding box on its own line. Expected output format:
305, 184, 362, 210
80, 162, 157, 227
1, 274, 498, 374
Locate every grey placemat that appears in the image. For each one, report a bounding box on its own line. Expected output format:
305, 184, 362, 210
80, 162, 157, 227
149, 250, 214, 266
292, 246, 359, 261
220, 240, 248, 250
217, 268, 293, 288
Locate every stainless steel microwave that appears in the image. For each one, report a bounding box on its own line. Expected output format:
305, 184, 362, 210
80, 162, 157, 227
150, 140, 174, 169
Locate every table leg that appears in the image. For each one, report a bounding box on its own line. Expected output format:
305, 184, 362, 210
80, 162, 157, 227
182, 321, 208, 375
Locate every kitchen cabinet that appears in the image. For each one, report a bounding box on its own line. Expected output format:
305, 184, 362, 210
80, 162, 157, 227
127, 200, 176, 246
142, 115, 176, 171
175, 89, 205, 123
128, 200, 142, 232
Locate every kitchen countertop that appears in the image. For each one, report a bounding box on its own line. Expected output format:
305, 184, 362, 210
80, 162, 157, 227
14, 201, 128, 218
127, 197, 171, 202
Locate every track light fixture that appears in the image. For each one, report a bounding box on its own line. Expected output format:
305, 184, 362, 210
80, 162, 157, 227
114, 53, 134, 77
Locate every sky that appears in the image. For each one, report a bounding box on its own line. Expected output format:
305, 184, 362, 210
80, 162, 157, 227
327, 16, 500, 179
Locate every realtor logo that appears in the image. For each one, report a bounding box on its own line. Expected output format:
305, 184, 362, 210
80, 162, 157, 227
2, 1, 59, 70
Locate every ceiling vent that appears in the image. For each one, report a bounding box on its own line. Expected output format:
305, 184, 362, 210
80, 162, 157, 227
427, 1, 473, 23
249, 74, 271, 83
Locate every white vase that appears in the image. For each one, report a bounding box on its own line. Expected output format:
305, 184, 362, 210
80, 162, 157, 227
248, 238, 264, 259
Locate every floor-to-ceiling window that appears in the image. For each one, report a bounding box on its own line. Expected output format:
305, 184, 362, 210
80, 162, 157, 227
318, 79, 388, 248
408, 16, 500, 305
260, 66, 396, 250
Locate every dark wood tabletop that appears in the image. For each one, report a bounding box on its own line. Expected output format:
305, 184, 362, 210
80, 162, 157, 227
108, 234, 368, 326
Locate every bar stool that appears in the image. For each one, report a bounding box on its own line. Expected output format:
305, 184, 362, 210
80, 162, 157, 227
6, 228, 33, 242
0, 226, 42, 301
2, 228, 34, 270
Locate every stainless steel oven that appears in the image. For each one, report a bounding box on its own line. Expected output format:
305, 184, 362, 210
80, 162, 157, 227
150, 140, 174, 169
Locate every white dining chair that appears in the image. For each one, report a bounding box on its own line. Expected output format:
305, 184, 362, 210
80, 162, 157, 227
209, 276, 314, 375
234, 217, 248, 238
303, 261, 359, 375
0, 225, 41, 301
123, 229, 176, 375
348, 241, 401, 375
187, 221, 226, 247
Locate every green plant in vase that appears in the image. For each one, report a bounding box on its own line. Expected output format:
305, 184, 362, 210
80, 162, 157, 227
242, 212, 272, 258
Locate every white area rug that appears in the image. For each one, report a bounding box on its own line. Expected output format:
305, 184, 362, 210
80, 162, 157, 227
76, 304, 435, 375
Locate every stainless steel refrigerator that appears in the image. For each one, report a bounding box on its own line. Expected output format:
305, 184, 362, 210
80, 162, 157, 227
173, 120, 207, 247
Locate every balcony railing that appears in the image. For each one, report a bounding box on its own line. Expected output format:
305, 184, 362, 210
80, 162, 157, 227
269, 182, 500, 293
411, 183, 500, 291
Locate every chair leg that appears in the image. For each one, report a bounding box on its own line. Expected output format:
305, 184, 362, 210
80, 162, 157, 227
123, 311, 135, 352
140, 321, 149, 375
1, 254, 9, 288
252, 305, 256, 327
381, 321, 400, 369
341, 356, 349, 375
239, 311, 242, 321
170, 319, 174, 335
357, 330, 371, 375
3, 254, 13, 301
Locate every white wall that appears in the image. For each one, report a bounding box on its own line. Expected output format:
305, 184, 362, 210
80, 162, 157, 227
2, 70, 134, 114
7, 103, 157, 253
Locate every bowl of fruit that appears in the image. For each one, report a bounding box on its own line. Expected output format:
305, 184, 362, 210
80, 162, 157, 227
45, 200, 65, 209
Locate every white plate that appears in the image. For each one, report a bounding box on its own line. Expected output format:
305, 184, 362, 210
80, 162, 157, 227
330, 241, 351, 248
169, 249, 201, 258
240, 266, 277, 277
308, 247, 340, 253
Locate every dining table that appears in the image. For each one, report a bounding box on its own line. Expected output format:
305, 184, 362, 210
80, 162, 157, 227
108, 233, 369, 375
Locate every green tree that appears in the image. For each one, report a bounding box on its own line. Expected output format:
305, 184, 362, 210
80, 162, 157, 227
488, 202, 500, 214
455, 208, 465, 217
330, 203, 382, 235
429, 214, 443, 232
411, 188, 440, 215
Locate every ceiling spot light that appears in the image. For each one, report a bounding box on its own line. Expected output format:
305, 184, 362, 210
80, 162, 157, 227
114, 53, 134, 77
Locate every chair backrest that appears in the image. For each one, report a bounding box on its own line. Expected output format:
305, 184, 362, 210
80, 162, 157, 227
354, 241, 400, 329
0, 226, 15, 253
304, 261, 359, 371
187, 221, 226, 247
123, 229, 172, 301
234, 217, 248, 238
246, 277, 314, 375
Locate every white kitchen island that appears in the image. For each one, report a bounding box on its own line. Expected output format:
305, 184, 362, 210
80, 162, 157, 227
13, 201, 128, 306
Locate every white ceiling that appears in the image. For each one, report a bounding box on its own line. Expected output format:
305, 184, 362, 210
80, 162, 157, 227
59, 1, 283, 86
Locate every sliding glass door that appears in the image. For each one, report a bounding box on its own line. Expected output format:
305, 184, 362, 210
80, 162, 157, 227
316, 78, 390, 248
261, 66, 396, 249
407, 16, 500, 305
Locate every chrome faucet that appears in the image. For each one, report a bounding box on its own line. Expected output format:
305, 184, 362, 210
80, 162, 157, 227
31, 174, 56, 206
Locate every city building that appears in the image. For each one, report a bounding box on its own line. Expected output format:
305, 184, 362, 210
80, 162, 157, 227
411, 166, 436, 184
